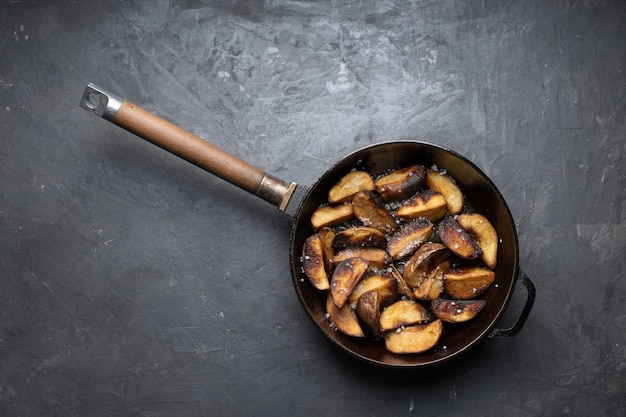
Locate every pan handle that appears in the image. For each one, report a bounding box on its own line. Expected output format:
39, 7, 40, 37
488, 269, 536, 338
79, 83, 298, 213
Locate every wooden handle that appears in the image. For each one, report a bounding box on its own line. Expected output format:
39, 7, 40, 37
115, 101, 265, 195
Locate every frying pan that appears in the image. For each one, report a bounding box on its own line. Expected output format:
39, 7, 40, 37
80, 83, 535, 368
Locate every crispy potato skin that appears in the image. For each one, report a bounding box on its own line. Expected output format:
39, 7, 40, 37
387, 218, 433, 260
326, 294, 365, 338
317, 227, 336, 271
302, 234, 330, 290
438, 217, 482, 260
457, 213, 498, 268
356, 291, 382, 337
384, 319, 443, 354
374, 165, 427, 201
352, 191, 398, 233
311, 203, 355, 230
431, 299, 486, 323
394, 190, 448, 222
413, 260, 449, 300
443, 266, 496, 299
379, 300, 431, 331
330, 257, 369, 308
332, 226, 387, 250
332, 247, 391, 270
402, 242, 450, 288
348, 273, 398, 306
426, 169, 464, 215
328, 171, 375, 204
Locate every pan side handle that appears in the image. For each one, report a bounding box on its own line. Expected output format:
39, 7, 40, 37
79, 83, 297, 212
488, 269, 536, 338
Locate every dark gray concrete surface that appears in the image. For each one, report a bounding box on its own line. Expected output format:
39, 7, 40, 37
1, 1, 624, 416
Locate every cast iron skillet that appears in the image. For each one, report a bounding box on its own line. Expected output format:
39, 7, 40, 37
80, 83, 535, 368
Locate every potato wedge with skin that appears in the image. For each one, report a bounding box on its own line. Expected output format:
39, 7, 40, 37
438, 217, 482, 260
426, 169, 464, 215
413, 260, 449, 300
348, 273, 398, 306
388, 265, 415, 301
332, 248, 391, 271
332, 226, 387, 250
387, 218, 433, 260
356, 291, 382, 337
311, 203, 354, 230
374, 165, 427, 201
402, 242, 450, 288
431, 299, 486, 323
443, 266, 496, 299
328, 171, 375, 204
302, 234, 330, 291
394, 190, 448, 222
352, 190, 398, 234
457, 213, 499, 268
379, 300, 431, 331
330, 257, 370, 308
384, 319, 443, 354
326, 294, 365, 338
317, 227, 336, 271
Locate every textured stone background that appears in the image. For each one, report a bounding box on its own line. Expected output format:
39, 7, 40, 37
1, 1, 624, 416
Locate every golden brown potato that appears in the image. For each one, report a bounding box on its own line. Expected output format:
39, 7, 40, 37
332, 226, 387, 250
426, 169, 464, 215
356, 290, 382, 337
328, 171, 375, 204
457, 213, 498, 268
374, 165, 426, 201
348, 273, 398, 306
384, 319, 443, 354
379, 300, 431, 331
352, 190, 398, 234
402, 242, 450, 288
438, 217, 482, 260
302, 234, 330, 291
332, 247, 391, 271
443, 266, 496, 299
330, 257, 370, 308
394, 190, 448, 222
317, 227, 336, 271
311, 203, 354, 230
387, 218, 433, 260
413, 260, 449, 300
326, 294, 365, 338
388, 265, 415, 301
431, 299, 486, 323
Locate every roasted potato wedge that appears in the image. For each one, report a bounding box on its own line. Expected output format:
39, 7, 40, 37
413, 260, 449, 300
431, 299, 486, 323
317, 227, 336, 271
426, 169, 464, 215
387, 218, 433, 260
330, 257, 369, 308
328, 171, 375, 204
374, 165, 427, 201
356, 290, 383, 337
348, 273, 398, 306
352, 190, 398, 233
302, 234, 330, 291
457, 213, 498, 268
326, 294, 365, 338
394, 190, 448, 222
384, 319, 443, 354
402, 242, 450, 288
332, 226, 387, 250
443, 266, 496, 299
379, 300, 431, 331
332, 247, 391, 271
388, 265, 415, 300
438, 217, 482, 260
311, 203, 354, 230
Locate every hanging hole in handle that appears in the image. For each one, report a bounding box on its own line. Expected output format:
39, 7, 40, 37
488, 269, 536, 338
85, 91, 103, 110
